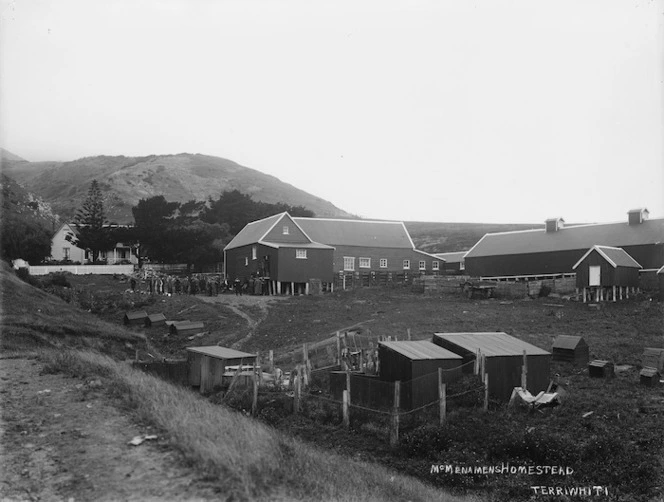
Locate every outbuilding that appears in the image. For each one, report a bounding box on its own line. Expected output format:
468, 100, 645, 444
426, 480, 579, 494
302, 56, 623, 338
186, 346, 257, 393
572, 245, 642, 302
552, 335, 589, 366
144, 313, 167, 327
378, 340, 463, 409
170, 321, 205, 336
432, 332, 551, 401
642, 348, 664, 372
123, 310, 148, 325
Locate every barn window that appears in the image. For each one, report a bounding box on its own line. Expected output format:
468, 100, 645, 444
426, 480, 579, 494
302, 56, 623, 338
283, 225, 289, 235
245, 257, 249, 266
252, 246, 257, 260
344, 257, 355, 271
403, 260, 410, 270
359, 257, 371, 268
419, 261, 426, 270
432, 261, 439, 271
460, 260, 465, 271
379, 258, 388, 268
296, 249, 307, 259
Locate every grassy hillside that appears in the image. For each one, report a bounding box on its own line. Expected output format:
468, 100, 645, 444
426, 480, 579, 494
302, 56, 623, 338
2, 153, 352, 223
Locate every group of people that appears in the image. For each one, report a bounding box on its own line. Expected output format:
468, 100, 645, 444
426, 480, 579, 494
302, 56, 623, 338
128, 271, 231, 296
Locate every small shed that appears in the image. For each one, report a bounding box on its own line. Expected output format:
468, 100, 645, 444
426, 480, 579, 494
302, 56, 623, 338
552, 335, 589, 366
642, 348, 664, 372
378, 340, 463, 409
588, 360, 614, 379
572, 245, 642, 302
170, 321, 205, 336
144, 313, 167, 327
123, 310, 148, 325
432, 332, 551, 401
186, 346, 257, 393
640, 367, 661, 387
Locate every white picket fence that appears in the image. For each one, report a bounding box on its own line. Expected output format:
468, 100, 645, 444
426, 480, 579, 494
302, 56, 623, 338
28, 264, 135, 276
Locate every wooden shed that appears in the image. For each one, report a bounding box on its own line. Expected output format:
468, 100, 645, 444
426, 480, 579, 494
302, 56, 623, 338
123, 310, 148, 325
552, 335, 589, 366
642, 348, 664, 372
170, 321, 205, 336
640, 368, 661, 387
378, 340, 463, 409
432, 332, 551, 401
572, 245, 642, 302
186, 346, 257, 393
144, 313, 166, 327
588, 360, 614, 379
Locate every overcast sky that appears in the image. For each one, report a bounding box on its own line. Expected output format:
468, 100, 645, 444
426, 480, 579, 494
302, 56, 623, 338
1, 0, 662, 224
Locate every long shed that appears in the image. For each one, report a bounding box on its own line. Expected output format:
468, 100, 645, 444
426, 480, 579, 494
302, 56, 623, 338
378, 340, 463, 409
170, 321, 205, 336
186, 346, 257, 393
552, 335, 589, 366
432, 332, 551, 401
124, 310, 148, 325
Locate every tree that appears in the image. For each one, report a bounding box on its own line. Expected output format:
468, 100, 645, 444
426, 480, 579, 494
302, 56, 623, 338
66, 180, 115, 262
0, 213, 52, 265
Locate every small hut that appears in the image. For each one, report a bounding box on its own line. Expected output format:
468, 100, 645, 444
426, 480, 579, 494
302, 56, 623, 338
170, 321, 205, 336
186, 346, 257, 393
432, 332, 551, 401
642, 348, 664, 372
144, 313, 166, 327
588, 360, 614, 379
640, 368, 661, 387
572, 245, 642, 302
552, 335, 589, 366
123, 310, 148, 325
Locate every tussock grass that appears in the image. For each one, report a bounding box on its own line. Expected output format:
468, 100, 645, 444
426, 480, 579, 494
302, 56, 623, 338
41, 349, 478, 502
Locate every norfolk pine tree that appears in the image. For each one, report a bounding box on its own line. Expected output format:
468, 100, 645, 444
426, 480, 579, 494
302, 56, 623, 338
66, 180, 115, 262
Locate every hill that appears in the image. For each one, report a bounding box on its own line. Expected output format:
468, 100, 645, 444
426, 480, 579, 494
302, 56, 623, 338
0, 173, 59, 230
2, 153, 353, 223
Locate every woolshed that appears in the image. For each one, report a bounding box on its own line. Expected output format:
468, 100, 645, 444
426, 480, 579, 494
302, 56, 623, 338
186, 346, 257, 393
144, 313, 166, 327
642, 348, 664, 372
169, 321, 205, 336
640, 368, 661, 387
572, 245, 642, 302
552, 335, 589, 366
123, 310, 148, 325
588, 360, 614, 379
432, 332, 551, 401
378, 340, 463, 409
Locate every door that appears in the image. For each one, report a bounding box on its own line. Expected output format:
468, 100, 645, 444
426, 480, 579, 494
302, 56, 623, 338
589, 266, 601, 286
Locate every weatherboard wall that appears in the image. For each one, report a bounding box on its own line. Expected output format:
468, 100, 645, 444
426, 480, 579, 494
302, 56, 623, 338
574, 250, 640, 288
330, 245, 440, 274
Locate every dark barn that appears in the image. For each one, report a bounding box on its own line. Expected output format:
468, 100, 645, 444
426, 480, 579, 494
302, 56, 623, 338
186, 346, 257, 394
552, 335, 589, 366
432, 332, 551, 401
572, 245, 641, 302
378, 340, 462, 409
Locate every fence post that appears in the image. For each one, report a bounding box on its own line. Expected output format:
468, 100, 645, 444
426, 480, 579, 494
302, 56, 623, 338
303, 344, 309, 387
390, 381, 400, 447
438, 368, 446, 426
294, 369, 301, 414
252, 369, 258, 417
336, 332, 341, 365
481, 354, 487, 384
407, 328, 411, 341
521, 350, 528, 390
342, 389, 350, 429
484, 373, 490, 412
269, 349, 274, 373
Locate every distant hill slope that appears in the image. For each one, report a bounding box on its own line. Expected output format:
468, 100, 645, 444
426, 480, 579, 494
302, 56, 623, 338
1, 173, 59, 230
2, 153, 352, 223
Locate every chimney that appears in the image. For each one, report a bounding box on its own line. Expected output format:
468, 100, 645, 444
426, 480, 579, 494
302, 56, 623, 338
545, 218, 564, 233
628, 208, 649, 225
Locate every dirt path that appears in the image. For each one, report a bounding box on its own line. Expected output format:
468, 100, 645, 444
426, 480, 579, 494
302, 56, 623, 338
0, 355, 223, 501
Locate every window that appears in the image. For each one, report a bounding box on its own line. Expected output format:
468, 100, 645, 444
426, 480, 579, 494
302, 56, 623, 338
63, 247, 70, 260
296, 249, 307, 259
119, 248, 128, 259
432, 261, 439, 271
379, 259, 387, 268
460, 261, 465, 271
403, 260, 410, 270
419, 261, 426, 271
100, 251, 106, 259
252, 245, 257, 260
359, 257, 371, 268
244, 257, 249, 266
343, 257, 355, 271
283, 225, 289, 235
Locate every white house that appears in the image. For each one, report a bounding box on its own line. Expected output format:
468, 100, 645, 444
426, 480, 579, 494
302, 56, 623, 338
50, 223, 138, 265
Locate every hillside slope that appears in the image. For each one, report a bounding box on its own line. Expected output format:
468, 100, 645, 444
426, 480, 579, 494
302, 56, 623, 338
2, 153, 352, 223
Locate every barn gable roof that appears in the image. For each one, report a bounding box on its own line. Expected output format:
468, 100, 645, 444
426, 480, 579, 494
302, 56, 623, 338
380, 340, 462, 361
293, 217, 417, 249
572, 245, 642, 270
657, 265, 664, 274
186, 346, 256, 360
433, 332, 550, 357
465, 218, 664, 258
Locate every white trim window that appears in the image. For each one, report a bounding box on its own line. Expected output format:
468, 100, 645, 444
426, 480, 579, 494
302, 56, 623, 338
460, 261, 465, 271
359, 257, 371, 268
244, 257, 249, 266
282, 225, 290, 235
252, 245, 257, 260
432, 261, 439, 271
379, 258, 388, 268
296, 249, 307, 259
403, 259, 410, 270
419, 260, 426, 271
343, 256, 355, 271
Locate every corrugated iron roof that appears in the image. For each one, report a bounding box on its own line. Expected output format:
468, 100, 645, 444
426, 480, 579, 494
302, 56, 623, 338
186, 346, 257, 360
572, 245, 642, 270
293, 218, 416, 249
147, 313, 166, 321
125, 311, 148, 320
379, 340, 462, 361
433, 332, 550, 357
224, 213, 285, 251
465, 218, 664, 258
434, 251, 466, 263
552, 335, 585, 350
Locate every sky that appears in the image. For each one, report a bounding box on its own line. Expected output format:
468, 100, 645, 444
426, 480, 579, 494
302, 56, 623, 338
1, 0, 663, 224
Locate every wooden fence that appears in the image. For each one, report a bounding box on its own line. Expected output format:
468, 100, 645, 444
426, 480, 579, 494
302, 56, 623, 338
334, 271, 425, 290
28, 264, 135, 276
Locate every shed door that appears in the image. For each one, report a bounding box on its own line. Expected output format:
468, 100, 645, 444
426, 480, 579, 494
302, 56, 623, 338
589, 266, 601, 286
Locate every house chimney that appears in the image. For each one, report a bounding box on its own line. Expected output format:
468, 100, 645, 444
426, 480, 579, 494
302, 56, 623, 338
545, 218, 564, 233
627, 208, 649, 225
